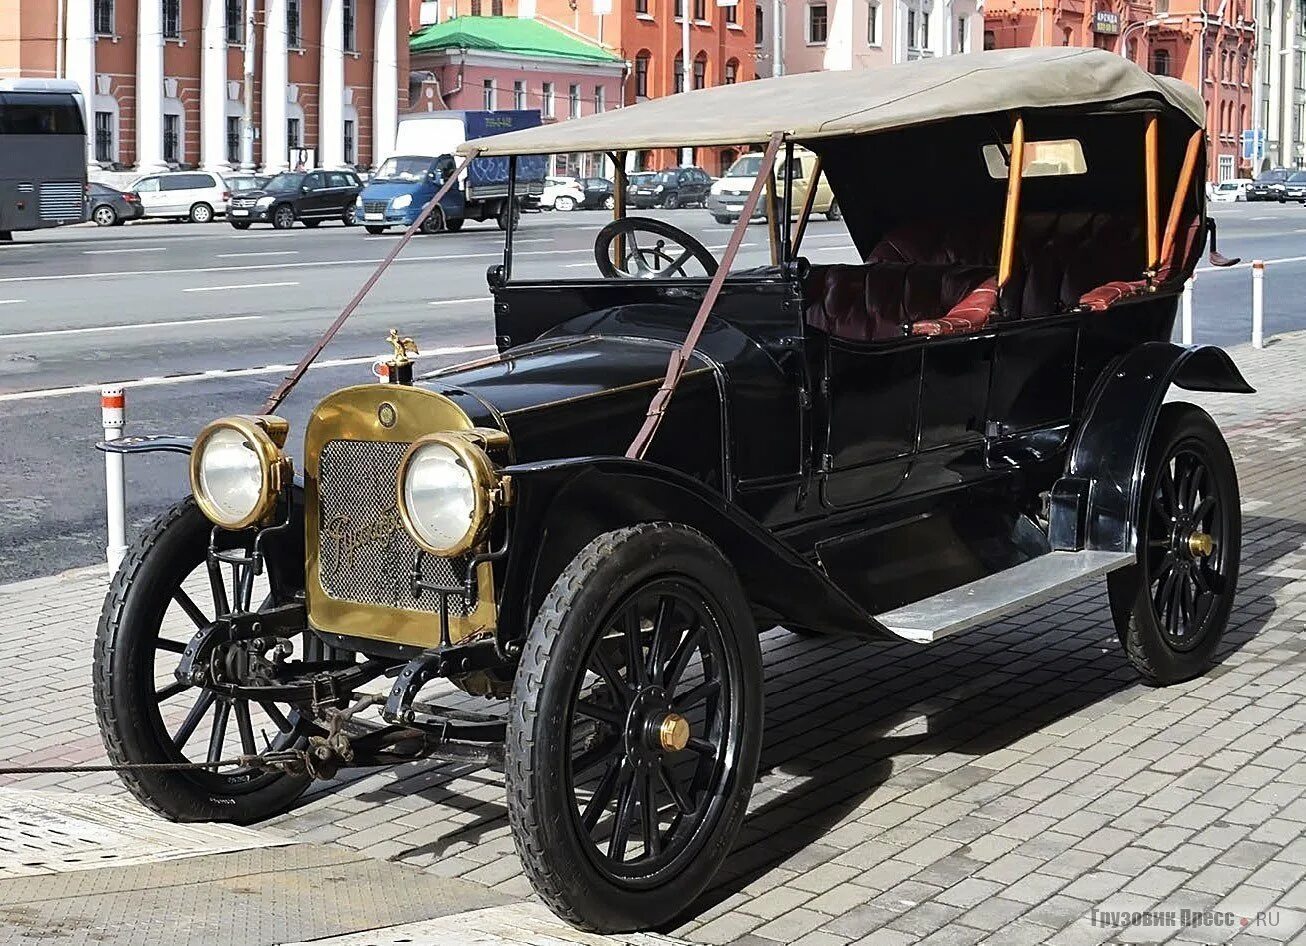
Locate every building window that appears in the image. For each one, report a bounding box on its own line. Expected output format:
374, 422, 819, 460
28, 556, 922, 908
1151, 48, 1170, 76
636, 0, 648, 11
492, 0, 503, 12
920, 11, 929, 47
94, 111, 114, 162
725, 58, 739, 84
756, 3, 764, 43
955, 14, 966, 52
693, 53, 707, 89
94, 0, 114, 35
635, 51, 650, 97
226, 115, 240, 164
675, 0, 684, 18
225, 0, 242, 42
162, 0, 181, 38
983, 29, 995, 49
807, 2, 828, 43
343, 119, 355, 164
343, 0, 356, 52
569, 84, 580, 118
867, 1, 880, 44
513, 80, 526, 109
287, 116, 302, 148
470, 0, 481, 13
1155, 0, 1168, 12
674, 52, 685, 92
907, 9, 917, 48
594, 85, 606, 112
163, 113, 180, 163
287, 0, 302, 47
483, 78, 496, 110
725, 0, 737, 23
693, 0, 705, 18
543, 82, 555, 118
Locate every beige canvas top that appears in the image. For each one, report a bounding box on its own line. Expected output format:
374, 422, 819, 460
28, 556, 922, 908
456, 47, 1205, 157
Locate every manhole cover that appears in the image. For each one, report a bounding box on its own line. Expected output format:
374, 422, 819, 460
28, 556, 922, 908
0, 788, 290, 877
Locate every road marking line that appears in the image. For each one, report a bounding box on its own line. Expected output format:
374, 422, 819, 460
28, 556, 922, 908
1252, 215, 1275, 220
707, 242, 756, 250
0, 248, 590, 284
0, 299, 24, 305
0, 313, 258, 339
82, 247, 167, 254
183, 281, 300, 292
0, 343, 498, 402
428, 296, 492, 306
217, 250, 301, 258
0, 315, 261, 341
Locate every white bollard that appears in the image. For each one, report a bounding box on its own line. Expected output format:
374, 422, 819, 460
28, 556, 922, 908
1181, 277, 1194, 345
1252, 259, 1265, 349
102, 386, 127, 576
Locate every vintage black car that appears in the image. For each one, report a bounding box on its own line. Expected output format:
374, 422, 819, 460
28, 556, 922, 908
95, 49, 1250, 934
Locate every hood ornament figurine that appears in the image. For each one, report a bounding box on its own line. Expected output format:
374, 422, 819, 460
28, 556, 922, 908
384, 328, 419, 384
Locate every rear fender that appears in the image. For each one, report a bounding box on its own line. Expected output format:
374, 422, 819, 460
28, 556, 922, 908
496, 457, 887, 646
1049, 342, 1253, 555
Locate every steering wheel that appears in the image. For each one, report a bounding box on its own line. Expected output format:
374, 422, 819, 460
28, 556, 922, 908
593, 217, 719, 279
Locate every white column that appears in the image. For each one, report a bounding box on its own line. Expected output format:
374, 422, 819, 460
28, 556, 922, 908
201, 0, 229, 170
262, 0, 289, 171
372, 0, 398, 167
136, 0, 167, 169
319, 0, 345, 167
65, 0, 97, 167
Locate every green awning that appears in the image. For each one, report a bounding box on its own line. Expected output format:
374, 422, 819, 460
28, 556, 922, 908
410, 16, 623, 66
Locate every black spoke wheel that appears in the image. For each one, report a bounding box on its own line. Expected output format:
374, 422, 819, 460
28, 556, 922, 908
507, 524, 762, 933
1109, 403, 1241, 685
93, 499, 324, 823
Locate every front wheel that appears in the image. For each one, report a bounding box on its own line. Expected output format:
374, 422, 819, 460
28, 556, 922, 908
603, 196, 615, 210
663, 194, 680, 210
230, 221, 251, 230
826, 201, 842, 221
365, 225, 387, 235
271, 204, 295, 229
189, 202, 214, 224
496, 201, 521, 231
445, 217, 464, 232
507, 524, 762, 933
93, 500, 315, 823
301, 219, 321, 228
555, 195, 576, 212
1108, 403, 1241, 685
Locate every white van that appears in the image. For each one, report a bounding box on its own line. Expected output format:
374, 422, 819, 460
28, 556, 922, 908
129, 171, 228, 222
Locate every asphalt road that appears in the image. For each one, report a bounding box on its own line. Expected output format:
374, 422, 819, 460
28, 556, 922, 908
0, 199, 1300, 581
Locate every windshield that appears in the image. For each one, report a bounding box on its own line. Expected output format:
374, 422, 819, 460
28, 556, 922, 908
265, 172, 305, 193
655, 170, 679, 183
374, 156, 434, 182
725, 154, 762, 178
1257, 170, 1290, 183
1289, 172, 1306, 183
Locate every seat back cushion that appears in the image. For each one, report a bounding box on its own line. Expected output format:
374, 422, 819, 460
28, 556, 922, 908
805, 262, 994, 342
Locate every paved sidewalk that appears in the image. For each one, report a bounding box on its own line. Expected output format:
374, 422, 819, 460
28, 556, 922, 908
3, 335, 1306, 944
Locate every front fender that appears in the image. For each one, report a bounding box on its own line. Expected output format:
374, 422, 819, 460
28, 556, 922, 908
1052, 342, 1253, 555
496, 456, 888, 644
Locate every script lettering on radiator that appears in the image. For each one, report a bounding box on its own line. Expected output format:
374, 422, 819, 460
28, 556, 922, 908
322, 506, 403, 572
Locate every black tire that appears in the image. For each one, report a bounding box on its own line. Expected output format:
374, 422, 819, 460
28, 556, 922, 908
663, 193, 680, 210
93, 499, 312, 823
496, 201, 520, 231
92, 204, 118, 227
272, 204, 295, 229
302, 218, 321, 228
420, 206, 446, 234
0, 230, 11, 242
365, 225, 387, 235
603, 196, 615, 210
230, 221, 251, 230
341, 206, 357, 226
507, 523, 762, 933
445, 217, 464, 232
712, 214, 733, 225
1107, 403, 1241, 686
826, 201, 842, 222
189, 202, 214, 224
555, 195, 577, 212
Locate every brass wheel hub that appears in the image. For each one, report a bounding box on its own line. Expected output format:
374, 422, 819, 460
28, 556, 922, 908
624, 686, 690, 764
657, 713, 690, 753
1187, 531, 1214, 558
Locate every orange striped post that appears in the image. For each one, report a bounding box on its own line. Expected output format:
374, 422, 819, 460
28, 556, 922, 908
101, 386, 127, 573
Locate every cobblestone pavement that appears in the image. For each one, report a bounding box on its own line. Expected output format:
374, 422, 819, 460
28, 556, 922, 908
3, 334, 1306, 944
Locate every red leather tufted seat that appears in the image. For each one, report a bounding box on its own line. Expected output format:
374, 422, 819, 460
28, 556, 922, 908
803, 261, 995, 342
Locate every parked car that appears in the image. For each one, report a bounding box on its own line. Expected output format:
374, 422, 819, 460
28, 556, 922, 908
542, 176, 587, 211
228, 169, 363, 229
1209, 178, 1253, 203
707, 146, 840, 224
1245, 168, 1292, 201
578, 176, 615, 209
129, 170, 227, 223
1284, 170, 1306, 202
622, 171, 656, 206
226, 173, 270, 194
356, 155, 465, 234
628, 166, 713, 209
95, 48, 1249, 935
86, 182, 144, 227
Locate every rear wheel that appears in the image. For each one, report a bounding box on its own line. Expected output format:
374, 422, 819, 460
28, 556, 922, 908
420, 206, 446, 234
341, 206, 357, 226
230, 221, 251, 230
189, 202, 214, 224
826, 201, 842, 222
508, 524, 762, 933
93, 500, 317, 823
555, 195, 577, 212
272, 204, 295, 230
0, 230, 11, 242
302, 219, 321, 228
712, 214, 733, 225
1108, 404, 1240, 685
365, 225, 387, 235
663, 194, 680, 210
496, 201, 520, 231
445, 217, 464, 232
603, 196, 615, 210
92, 205, 118, 227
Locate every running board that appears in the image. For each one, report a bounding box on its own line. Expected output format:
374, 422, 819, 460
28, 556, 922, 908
877, 550, 1135, 644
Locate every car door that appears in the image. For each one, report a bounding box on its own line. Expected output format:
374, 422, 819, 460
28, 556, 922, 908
133, 177, 164, 217
326, 172, 354, 214
300, 172, 328, 218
